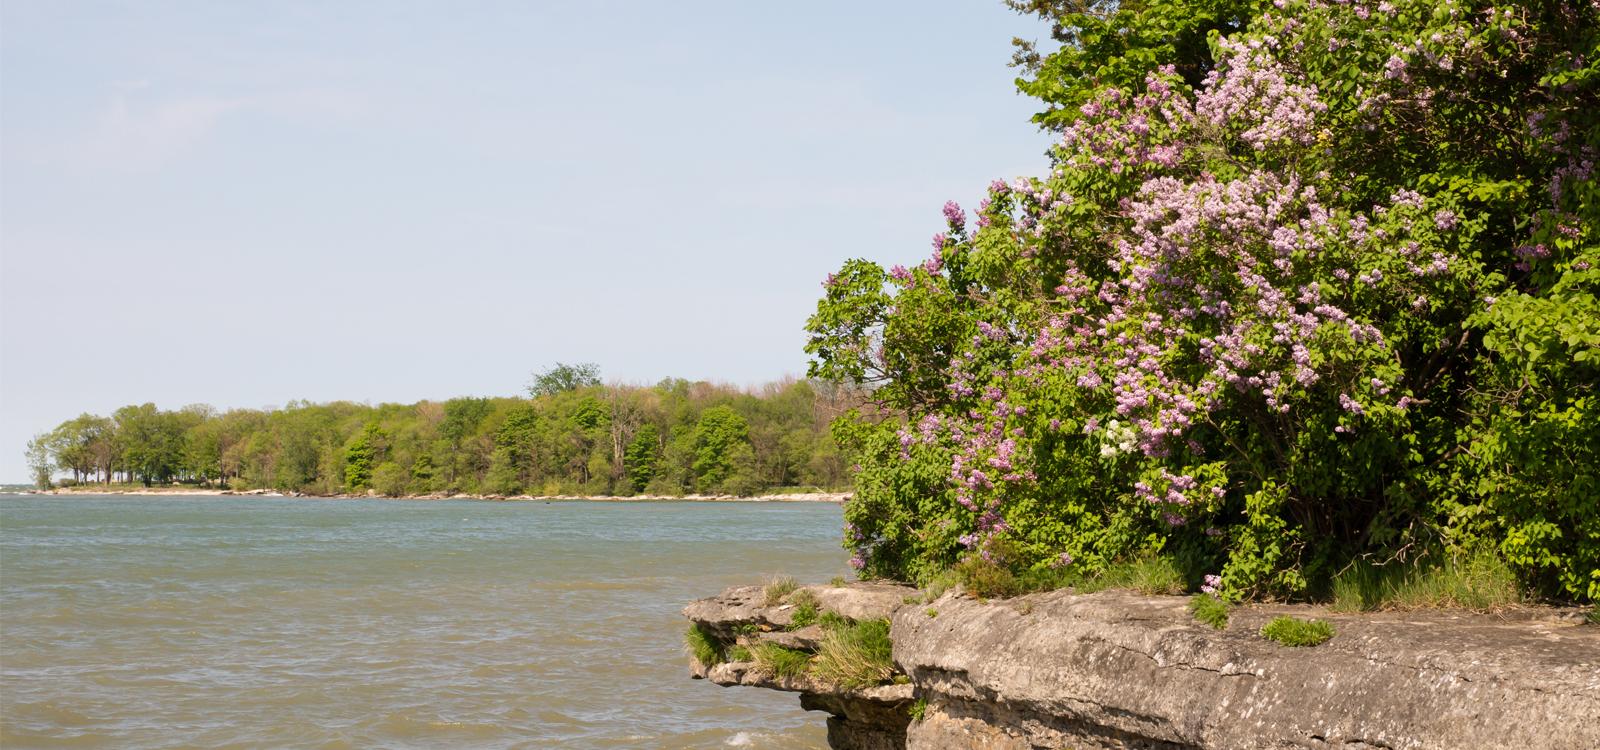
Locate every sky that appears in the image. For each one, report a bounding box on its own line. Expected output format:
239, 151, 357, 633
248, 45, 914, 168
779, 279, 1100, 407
0, 1, 1057, 483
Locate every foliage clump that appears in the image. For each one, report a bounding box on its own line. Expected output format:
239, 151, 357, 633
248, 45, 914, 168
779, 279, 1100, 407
812, 618, 895, 690
1260, 616, 1336, 647
763, 576, 799, 607
786, 588, 822, 629
1189, 594, 1230, 630
954, 541, 1186, 599
908, 698, 928, 723
750, 642, 812, 678
1330, 547, 1524, 612
685, 623, 725, 667
810, 0, 1600, 605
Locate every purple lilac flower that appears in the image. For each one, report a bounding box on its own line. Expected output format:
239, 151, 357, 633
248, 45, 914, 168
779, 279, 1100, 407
942, 200, 965, 232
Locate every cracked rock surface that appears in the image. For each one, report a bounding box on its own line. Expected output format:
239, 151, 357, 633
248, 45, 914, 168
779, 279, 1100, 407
895, 589, 1600, 750
687, 584, 1600, 749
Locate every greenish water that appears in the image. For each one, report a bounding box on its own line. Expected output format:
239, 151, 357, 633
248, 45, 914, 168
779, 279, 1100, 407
0, 494, 846, 749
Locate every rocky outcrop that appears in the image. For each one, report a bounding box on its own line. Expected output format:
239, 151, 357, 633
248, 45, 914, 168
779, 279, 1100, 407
685, 583, 919, 750
684, 584, 1600, 750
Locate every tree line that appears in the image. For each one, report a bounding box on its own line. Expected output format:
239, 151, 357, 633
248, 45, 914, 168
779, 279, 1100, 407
26, 365, 865, 497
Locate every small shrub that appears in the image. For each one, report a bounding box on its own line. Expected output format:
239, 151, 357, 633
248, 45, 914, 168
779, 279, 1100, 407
919, 570, 959, 602
908, 698, 928, 722
726, 645, 752, 662
1260, 616, 1335, 647
1189, 594, 1229, 630
750, 642, 811, 678
955, 550, 1187, 600
789, 600, 819, 630
685, 623, 724, 666
763, 576, 799, 606
953, 553, 1022, 599
1116, 556, 1187, 596
925, 607, 938, 618
812, 618, 895, 690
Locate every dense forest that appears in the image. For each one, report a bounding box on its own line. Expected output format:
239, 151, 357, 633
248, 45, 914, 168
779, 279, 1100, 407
26, 364, 864, 497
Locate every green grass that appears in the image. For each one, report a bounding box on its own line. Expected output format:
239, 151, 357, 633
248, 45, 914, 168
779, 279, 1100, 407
812, 618, 895, 690
830, 576, 847, 587
786, 588, 820, 629
908, 698, 928, 722
954, 552, 1186, 599
1188, 593, 1230, 630
1588, 605, 1599, 625
1330, 547, 1523, 612
685, 623, 724, 666
918, 570, 959, 602
750, 642, 812, 678
1260, 616, 1335, 647
818, 610, 853, 630
727, 645, 752, 662
763, 576, 799, 606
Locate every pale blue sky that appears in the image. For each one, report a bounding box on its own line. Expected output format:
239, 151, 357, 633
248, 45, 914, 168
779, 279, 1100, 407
0, 1, 1055, 482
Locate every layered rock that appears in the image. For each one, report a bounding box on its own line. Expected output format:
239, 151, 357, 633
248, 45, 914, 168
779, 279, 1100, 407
685, 583, 1600, 750
685, 583, 918, 750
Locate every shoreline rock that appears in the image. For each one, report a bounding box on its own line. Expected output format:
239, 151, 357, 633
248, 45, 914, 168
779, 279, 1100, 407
686, 583, 920, 750
684, 583, 1600, 750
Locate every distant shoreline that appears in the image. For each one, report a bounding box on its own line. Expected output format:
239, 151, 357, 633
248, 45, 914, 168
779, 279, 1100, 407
17, 486, 849, 503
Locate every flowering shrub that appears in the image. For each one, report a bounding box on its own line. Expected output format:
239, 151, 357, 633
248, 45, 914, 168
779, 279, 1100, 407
808, 0, 1598, 601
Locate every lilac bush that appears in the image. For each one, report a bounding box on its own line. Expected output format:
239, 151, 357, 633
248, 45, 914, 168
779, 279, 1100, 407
810, 0, 1598, 601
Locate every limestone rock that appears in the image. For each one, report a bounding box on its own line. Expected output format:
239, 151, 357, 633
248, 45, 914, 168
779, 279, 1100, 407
893, 589, 1600, 750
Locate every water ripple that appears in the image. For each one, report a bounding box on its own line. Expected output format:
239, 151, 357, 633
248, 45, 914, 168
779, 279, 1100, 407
1, 494, 842, 749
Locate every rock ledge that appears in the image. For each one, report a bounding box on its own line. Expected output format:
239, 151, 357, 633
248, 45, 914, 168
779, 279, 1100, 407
685, 583, 1600, 750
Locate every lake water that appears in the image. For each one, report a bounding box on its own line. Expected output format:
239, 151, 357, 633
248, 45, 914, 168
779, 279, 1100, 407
0, 494, 846, 749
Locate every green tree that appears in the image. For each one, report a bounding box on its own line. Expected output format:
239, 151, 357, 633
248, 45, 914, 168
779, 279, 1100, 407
344, 423, 386, 491
528, 362, 601, 398
624, 423, 662, 492
25, 433, 55, 489
692, 405, 750, 493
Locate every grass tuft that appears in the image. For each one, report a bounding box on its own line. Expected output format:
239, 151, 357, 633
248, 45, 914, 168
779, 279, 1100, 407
726, 645, 752, 662
908, 698, 928, 722
685, 623, 724, 666
1330, 547, 1523, 612
750, 642, 811, 678
1588, 604, 1599, 626
955, 550, 1186, 599
818, 610, 853, 631
1260, 615, 1335, 647
830, 576, 847, 587
763, 576, 799, 606
812, 618, 895, 690
919, 570, 960, 602
788, 596, 820, 630
1188, 593, 1230, 630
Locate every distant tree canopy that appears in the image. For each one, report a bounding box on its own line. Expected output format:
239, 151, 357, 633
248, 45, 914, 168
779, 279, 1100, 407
528, 362, 603, 398
28, 377, 864, 497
